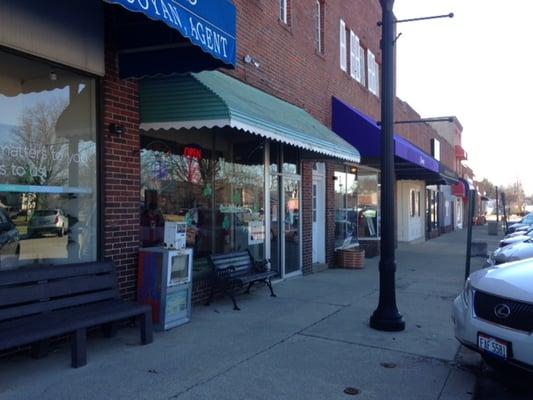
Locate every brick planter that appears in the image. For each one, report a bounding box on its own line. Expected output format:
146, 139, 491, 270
335, 248, 365, 269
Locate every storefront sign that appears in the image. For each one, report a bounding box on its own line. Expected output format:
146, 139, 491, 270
219, 204, 251, 214
105, 0, 237, 66
0, 144, 90, 182
248, 220, 265, 245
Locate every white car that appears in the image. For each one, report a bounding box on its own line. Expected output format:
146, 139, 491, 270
28, 209, 69, 237
453, 259, 533, 371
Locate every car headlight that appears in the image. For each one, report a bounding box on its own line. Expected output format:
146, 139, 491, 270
462, 278, 473, 308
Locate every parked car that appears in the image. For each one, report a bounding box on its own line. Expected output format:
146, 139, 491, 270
0, 208, 20, 270
453, 258, 533, 372
485, 239, 533, 266
505, 213, 533, 235
28, 209, 69, 237
505, 227, 533, 238
499, 228, 533, 247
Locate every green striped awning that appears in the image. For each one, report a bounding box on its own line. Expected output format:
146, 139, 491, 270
139, 71, 360, 163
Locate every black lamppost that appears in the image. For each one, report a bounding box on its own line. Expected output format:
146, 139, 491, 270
370, 0, 405, 332
370, 1, 453, 331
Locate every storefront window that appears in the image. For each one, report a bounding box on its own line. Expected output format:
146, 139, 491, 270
0, 50, 97, 270
356, 168, 379, 238
334, 165, 358, 249
141, 130, 213, 276
282, 145, 300, 174
426, 187, 439, 230
215, 131, 265, 260
140, 129, 265, 277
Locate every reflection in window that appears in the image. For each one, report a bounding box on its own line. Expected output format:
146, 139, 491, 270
0, 50, 97, 270
334, 166, 358, 249
140, 131, 214, 275
140, 129, 265, 278
215, 132, 265, 260
356, 168, 379, 238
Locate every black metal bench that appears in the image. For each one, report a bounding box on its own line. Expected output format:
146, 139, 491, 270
0, 261, 153, 368
206, 250, 277, 310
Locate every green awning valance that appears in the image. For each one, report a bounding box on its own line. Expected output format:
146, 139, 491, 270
139, 71, 360, 163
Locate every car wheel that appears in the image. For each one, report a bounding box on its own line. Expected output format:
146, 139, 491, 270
58, 226, 65, 237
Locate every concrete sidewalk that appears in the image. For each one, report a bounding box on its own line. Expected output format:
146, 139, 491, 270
0, 226, 502, 400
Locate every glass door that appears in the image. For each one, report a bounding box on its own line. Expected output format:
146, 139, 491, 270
283, 176, 301, 275
269, 174, 281, 275
267, 143, 301, 278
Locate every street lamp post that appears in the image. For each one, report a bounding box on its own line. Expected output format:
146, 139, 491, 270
370, 0, 405, 332
370, 2, 453, 331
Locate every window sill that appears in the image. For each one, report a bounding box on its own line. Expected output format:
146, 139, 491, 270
315, 49, 326, 60
278, 19, 293, 34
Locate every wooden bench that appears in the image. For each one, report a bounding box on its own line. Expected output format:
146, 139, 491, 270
0, 261, 153, 368
206, 250, 277, 310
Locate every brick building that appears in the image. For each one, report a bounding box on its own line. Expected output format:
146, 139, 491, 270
0, 0, 471, 324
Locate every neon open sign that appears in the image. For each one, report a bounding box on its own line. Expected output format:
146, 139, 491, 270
184, 146, 202, 160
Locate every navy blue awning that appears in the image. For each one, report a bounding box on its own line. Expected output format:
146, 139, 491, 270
105, 0, 236, 77
332, 97, 448, 183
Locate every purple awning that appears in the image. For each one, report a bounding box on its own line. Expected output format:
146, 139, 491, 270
394, 135, 439, 172
332, 97, 439, 175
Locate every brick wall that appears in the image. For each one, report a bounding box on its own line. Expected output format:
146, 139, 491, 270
228, 0, 452, 161
99, 1, 457, 301
301, 160, 313, 274
102, 25, 141, 300
228, 0, 382, 129
325, 160, 336, 266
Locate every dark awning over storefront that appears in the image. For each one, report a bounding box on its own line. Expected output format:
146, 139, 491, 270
332, 96, 444, 181
104, 0, 236, 77
439, 164, 460, 185
138, 72, 361, 162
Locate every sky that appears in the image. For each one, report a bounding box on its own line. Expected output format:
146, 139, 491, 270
394, 0, 533, 196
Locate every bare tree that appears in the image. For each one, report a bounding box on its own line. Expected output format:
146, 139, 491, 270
1, 97, 70, 186
0, 97, 69, 209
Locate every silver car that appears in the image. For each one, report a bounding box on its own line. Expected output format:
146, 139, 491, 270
28, 209, 69, 237
499, 229, 533, 247
485, 239, 533, 266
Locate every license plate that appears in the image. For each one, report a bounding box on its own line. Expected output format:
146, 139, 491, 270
478, 333, 508, 359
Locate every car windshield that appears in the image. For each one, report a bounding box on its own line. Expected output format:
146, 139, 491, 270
33, 210, 57, 217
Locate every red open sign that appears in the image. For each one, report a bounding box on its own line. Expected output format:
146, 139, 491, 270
184, 146, 202, 160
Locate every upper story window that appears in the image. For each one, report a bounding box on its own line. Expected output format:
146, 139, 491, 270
431, 138, 441, 161
367, 50, 379, 96
280, 0, 289, 25
339, 19, 347, 71
315, 1, 324, 54
359, 45, 366, 86
350, 31, 366, 85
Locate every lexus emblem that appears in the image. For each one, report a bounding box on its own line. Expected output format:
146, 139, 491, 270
494, 304, 511, 319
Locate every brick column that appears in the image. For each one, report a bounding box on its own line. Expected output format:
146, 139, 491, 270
325, 160, 336, 267
102, 42, 141, 300
301, 160, 313, 274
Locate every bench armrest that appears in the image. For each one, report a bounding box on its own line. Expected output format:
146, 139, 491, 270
253, 258, 271, 273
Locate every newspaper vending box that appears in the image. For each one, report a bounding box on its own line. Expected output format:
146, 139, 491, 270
138, 247, 193, 330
